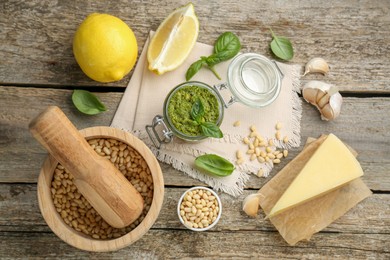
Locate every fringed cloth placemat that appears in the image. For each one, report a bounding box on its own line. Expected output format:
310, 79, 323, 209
112, 32, 302, 196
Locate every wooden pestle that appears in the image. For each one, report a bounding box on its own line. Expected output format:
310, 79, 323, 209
29, 106, 144, 229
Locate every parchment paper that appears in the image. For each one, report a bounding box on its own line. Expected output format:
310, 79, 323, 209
258, 135, 372, 245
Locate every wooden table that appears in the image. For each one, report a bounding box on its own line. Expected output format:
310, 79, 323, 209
1, 0, 389, 258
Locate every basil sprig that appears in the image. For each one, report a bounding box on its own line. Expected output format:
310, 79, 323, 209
186, 32, 241, 81
195, 154, 235, 177
72, 90, 107, 115
269, 28, 294, 61
190, 98, 223, 138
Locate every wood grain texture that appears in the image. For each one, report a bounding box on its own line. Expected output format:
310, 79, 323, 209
1, 86, 389, 190
0, 0, 389, 257
0, 185, 389, 258
0, 231, 388, 259
0, 0, 389, 92
1, 185, 389, 235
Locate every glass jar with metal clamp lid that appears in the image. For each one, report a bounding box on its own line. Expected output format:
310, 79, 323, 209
146, 53, 283, 148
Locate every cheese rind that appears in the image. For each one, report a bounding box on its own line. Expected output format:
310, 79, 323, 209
268, 134, 364, 218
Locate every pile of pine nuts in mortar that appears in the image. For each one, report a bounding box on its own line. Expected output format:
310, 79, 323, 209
234, 121, 289, 177
50, 138, 153, 239
179, 188, 220, 229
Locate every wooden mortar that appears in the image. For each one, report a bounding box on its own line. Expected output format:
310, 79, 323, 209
29, 106, 144, 229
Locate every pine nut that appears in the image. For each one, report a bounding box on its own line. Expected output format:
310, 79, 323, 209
283, 136, 289, 143
275, 131, 281, 140
273, 159, 281, 164
283, 150, 288, 157
236, 150, 243, 159
243, 137, 250, 144
275, 122, 282, 130
250, 125, 257, 132
233, 121, 241, 127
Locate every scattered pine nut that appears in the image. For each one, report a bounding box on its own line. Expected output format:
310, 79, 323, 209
236, 158, 244, 165
236, 150, 243, 159
243, 137, 249, 144
265, 156, 270, 162
283, 136, 289, 144
275, 122, 282, 130
273, 159, 281, 164
249, 143, 254, 150
267, 153, 276, 159
233, 121, 241, 127
266, 146, 272, 153
250, 125, 257, 132
250, 154, 256, 161
273, 150, 281, 156
257, 169, 264, 177
258, 157, 265, 163
254, 138, 259, 147
268, 139, 274, 146
276, 153, 283, 159
275, 131, 281, 140
283, 150, 288, 157
247, 149, 255, 154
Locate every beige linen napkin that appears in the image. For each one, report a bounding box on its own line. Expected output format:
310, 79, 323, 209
112, 32, 302, 196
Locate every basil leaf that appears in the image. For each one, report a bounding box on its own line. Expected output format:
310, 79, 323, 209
72, 90, 107, 115
269, 29, 294, 61
204, 54, 221, 66
195, 154, 235, 177
185, 32, 241, 81
186, 59, 206, 81
200, 122, 223, 138
190, 98, 205, 123
213, 32, 241, 61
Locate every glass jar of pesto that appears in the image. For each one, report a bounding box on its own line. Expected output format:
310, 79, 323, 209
146, 81, 224, 148
146, 53, 283, 148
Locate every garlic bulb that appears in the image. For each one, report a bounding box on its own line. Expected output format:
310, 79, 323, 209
242, 193, 262, 217
303, 57, 330, 76
302, 81, 343, 121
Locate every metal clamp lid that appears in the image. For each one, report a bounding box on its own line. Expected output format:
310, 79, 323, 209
145, 115, 173, 149
213, 82, 237, 108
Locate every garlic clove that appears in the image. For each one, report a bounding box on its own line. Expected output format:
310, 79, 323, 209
302, 87, 318, 105
303, 80, 332, 93
302, 81, 343, 121
329, 92, 343, 118
320, 104, 334, 121
242, 193, 262, 217
303, 57, 330, 76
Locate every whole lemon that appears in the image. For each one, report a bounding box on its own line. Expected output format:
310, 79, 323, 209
73, 13, 138, 82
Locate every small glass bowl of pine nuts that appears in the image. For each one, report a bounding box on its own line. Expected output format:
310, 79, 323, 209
177, 186, 222, 231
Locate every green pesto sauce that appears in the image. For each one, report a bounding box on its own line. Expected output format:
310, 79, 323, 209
167, 85, 220, 136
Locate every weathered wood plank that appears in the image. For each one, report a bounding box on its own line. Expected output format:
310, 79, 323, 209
0, 1, 389, 92
0, 185, 388, 236
1, 86, 389, 191
0, 231, 388, 259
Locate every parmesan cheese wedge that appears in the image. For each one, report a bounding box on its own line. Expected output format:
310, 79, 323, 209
267, 134, 364, 218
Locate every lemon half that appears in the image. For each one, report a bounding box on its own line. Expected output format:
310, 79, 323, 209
73, 13, 138, 83
147, 3, 199, 75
